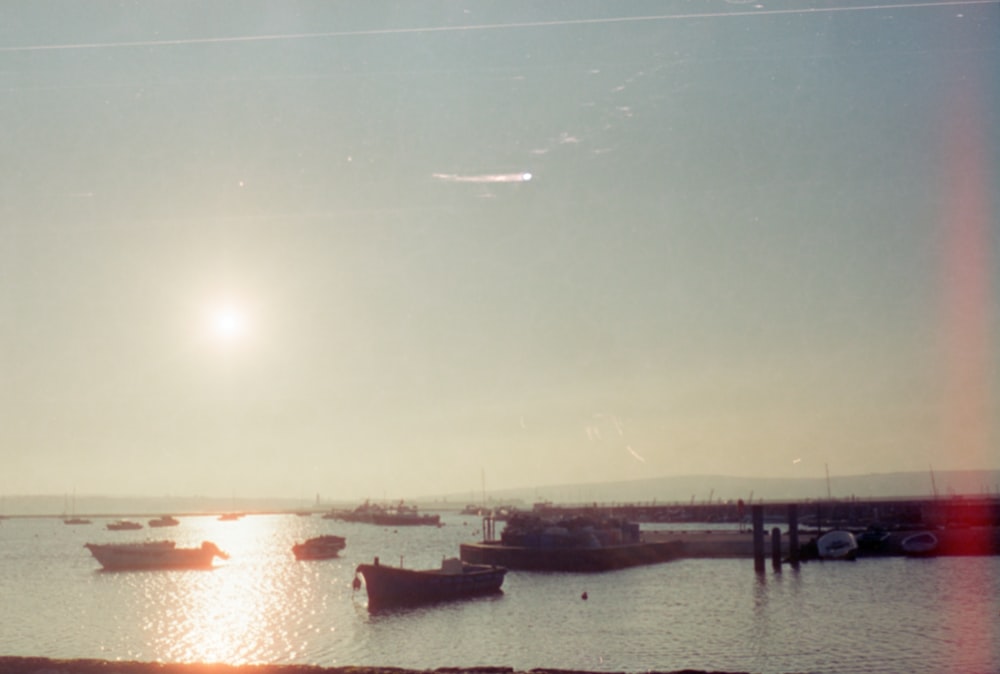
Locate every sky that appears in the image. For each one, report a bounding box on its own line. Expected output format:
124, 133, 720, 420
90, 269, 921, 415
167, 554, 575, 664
1, 1, 997, 502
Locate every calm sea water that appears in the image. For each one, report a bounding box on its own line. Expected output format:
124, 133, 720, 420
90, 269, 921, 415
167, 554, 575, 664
1, 512, 998, 674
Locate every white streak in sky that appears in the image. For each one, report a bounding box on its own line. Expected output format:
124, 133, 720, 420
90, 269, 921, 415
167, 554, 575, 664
626, 445, 646, 463
612, 415, 625, 437
3, 2, 988, 52
432, 172, 533, 184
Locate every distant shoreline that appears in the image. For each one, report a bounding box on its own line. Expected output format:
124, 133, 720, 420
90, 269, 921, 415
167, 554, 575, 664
0, 658, 746, 674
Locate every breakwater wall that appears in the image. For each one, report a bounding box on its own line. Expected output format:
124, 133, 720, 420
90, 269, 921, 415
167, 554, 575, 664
529, 495, 1000, 528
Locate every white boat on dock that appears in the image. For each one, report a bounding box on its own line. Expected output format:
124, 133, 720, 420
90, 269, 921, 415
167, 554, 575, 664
817, 530, 858, 560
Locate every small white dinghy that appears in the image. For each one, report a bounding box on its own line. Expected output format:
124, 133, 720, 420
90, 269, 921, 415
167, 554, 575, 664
817, 530, 859, 561
901, 531, 939, 557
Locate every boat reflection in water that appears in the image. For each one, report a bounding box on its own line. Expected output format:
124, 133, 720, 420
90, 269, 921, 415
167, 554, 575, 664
354, 556, 507, 611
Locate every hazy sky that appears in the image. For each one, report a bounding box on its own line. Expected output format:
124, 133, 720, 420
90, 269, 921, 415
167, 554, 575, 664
2, 1, 997, 502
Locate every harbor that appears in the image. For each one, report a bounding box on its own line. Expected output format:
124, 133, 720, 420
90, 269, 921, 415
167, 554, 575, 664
459, 497, 1000, 573
1, 508, 998, 673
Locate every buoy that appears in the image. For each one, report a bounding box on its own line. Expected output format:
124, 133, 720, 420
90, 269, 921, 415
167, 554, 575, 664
581, 591, 588, 600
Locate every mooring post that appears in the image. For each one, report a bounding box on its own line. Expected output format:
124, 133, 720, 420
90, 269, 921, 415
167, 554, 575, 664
771, 527, 782, 571
788, 504, 800, 568
752, 505, 765, 573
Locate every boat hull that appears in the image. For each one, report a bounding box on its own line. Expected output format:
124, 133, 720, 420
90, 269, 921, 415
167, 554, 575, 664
355, 559, 506, 609
459, 540, 681, 572
901, 532, 939, 557
85, 541, 227, 571
817, 530, 859, 561
292, 535, 346, 560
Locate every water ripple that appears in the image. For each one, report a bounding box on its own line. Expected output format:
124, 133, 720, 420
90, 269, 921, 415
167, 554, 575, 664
2, 515, 998, 673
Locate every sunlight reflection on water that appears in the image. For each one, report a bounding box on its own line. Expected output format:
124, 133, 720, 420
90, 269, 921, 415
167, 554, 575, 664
1, 514, 998, 673
127, 515, 344, 664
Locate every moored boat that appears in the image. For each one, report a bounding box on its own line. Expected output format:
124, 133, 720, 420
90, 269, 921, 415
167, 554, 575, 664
459, 513, 681, 571
325, 500, 440, 527
292, 535, 347, 560
84, 540, 228, 570
816, 530, 858, 560
856, 525, 891, 553
63, 517, 91, 525
901, 531, 939, 557
106, 520, 142, 531
354, 556, 506, 610
148, 515, 179, 527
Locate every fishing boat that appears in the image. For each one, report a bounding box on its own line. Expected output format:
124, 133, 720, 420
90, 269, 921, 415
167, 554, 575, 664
325, 500, 440, 527
816, 530, 859, 560
459, 513, 681, 571
106, 520, 142, 531
84, 541, 228, 570
148, 515, 179, 527
901, 531, 939, 557
292, 535, 347, 560
354, 556, 507, 610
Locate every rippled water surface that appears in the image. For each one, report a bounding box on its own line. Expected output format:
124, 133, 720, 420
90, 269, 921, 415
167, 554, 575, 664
1, 513, 998, 673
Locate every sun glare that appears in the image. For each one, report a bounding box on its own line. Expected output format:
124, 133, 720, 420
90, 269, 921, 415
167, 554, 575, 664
207, 304, 249, 343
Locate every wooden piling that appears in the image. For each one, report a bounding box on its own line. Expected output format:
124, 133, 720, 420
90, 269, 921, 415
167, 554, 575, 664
788, 504, 800, 568
771, 527, 782, 571
752, 505, 765, 573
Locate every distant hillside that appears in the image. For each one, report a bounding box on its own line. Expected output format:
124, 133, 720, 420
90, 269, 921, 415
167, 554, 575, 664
442, 470, 1000, 506
3, 470, 997, 516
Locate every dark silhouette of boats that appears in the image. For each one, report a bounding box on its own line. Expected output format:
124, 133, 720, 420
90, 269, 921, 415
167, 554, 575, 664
324, 500, 440, 527
292, 535, 346, 560
106, 519, 142, 531
148, 515, 179, 527
84, 541, 228, 570
354, 556, 506, 610
459, 513, 681, 572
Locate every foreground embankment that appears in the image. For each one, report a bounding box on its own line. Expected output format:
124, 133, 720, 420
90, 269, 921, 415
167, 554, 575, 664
0, 659, 750, 674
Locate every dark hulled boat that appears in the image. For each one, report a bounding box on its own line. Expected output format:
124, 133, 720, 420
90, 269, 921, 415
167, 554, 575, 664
459, 513, 681, 572
354, 556, 506, 610
325, 500, 440, 527
292, 535, 346, 560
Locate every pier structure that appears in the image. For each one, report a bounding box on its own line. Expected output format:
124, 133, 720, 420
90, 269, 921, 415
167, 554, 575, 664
528, 495, 1000, 529
519, 497, 1000, 563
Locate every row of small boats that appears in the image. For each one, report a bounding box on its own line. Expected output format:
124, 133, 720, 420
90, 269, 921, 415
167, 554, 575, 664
808, 529, 940, 561
82, 533, 505, 611
85, 534, 349, 570
99, 514, 235, 530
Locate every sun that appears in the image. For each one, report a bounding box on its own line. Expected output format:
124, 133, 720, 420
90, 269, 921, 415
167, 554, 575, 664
207, 303, 249, 343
